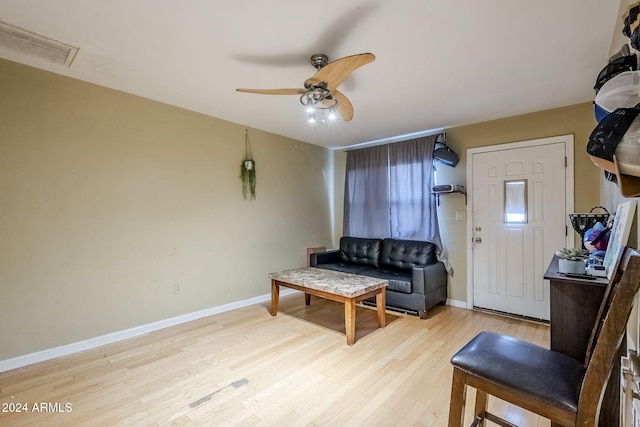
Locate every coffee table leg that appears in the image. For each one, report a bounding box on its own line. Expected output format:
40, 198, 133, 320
345, 298, 356, 345
376, 290, 386, 327
305, 293, 311, 305
270, 280, 280, 316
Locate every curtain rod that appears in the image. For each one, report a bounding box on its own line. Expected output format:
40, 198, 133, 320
336, 128, 446, 152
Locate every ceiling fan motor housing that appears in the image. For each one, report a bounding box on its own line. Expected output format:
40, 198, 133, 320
310, 54, 328, 69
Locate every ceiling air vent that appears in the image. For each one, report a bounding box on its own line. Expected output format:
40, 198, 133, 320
0, 20, 78, 67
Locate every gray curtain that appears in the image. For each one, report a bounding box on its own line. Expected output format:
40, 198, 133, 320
343, 144, 390, 238
343, 136, 450, 272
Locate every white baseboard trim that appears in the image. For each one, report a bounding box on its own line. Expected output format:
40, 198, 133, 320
0, 289, 299, 373
446, 298, 467, 309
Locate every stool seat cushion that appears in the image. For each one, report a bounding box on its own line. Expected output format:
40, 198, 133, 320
450, 331, 586, 413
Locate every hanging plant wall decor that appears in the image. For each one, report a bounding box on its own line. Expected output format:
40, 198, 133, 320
240, 129, 256, 200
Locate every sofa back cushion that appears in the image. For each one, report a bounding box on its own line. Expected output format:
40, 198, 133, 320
380, 238, 436, 271
339, 236, 382, 268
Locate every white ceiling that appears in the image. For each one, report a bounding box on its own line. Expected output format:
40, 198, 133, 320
0, 0, 622, 149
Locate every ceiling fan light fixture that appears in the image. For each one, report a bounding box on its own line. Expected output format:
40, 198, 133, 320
300, 85, 331, 108
303, 100, 339, 124
327, 105, 337, 121
300, 93, 312, 107
307, 111, 316, 123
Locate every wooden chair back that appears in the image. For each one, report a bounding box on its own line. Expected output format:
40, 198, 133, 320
577, 247, 640, 425
584, 249, 630, 365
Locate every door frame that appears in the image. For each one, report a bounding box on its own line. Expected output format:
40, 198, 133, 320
465, 134, 575, 310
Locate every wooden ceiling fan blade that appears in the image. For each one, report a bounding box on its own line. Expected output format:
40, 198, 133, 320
309, 53, 375, 90
333, 90, 354, 121
236, 88, 306, 95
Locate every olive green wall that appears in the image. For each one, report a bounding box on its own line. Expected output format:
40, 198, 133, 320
0, 53, 606, 361
332, 102, 600, 304
438, 103, 598, 303
0, 59, 333, 360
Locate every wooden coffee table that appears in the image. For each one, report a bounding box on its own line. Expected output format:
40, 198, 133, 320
269, 267, 388, 345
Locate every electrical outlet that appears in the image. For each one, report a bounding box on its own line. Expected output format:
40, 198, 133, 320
173, 283, 182, 294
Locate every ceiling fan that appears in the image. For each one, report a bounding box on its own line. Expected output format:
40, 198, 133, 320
236, 52, 375, 122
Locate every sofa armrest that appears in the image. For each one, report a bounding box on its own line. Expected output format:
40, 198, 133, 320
412, 262, 447, 294
310, 250, 340, 267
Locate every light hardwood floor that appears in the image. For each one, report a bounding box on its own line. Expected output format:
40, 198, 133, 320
0, 295, 551, 426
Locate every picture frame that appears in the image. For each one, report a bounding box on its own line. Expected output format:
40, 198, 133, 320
603, 200, 637, 279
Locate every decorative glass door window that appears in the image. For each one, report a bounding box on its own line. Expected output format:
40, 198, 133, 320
504, 179, 528, 223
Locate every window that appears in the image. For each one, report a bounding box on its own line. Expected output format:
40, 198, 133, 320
504, 179, 528, 223
343, 136, 446, 267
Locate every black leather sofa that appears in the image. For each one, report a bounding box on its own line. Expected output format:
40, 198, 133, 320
309, 236, 447, 318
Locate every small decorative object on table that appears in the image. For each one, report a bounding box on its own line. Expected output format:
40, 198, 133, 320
568, 206, 610, 245
583, 221, 610, 275
555, 247, 589, 275
583, 221, 610, 254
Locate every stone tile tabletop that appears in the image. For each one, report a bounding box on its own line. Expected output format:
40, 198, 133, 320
269, 267, 387, 298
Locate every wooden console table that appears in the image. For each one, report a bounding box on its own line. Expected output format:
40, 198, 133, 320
544, 255, 619, 427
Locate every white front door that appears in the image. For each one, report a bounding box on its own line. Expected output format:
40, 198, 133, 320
468, 136, 573, 320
